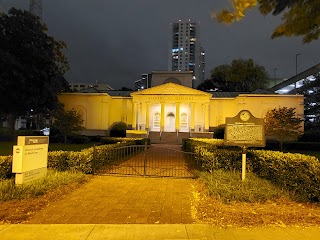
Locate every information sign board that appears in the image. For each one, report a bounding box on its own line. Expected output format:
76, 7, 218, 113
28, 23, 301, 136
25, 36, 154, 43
12, 136, 49, 184
224, 110, 265, 147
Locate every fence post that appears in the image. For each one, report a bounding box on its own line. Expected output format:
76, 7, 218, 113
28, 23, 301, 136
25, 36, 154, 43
143, 142, 147, 177
92, 145, 96, 175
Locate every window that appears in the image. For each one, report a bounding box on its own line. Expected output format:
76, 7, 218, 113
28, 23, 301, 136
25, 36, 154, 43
181, 113, 188, 128
153, 112, 160, 128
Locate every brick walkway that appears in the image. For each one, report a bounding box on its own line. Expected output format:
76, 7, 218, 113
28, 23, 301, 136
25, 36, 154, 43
100, 144, 195, 178
27, 176, 195, 224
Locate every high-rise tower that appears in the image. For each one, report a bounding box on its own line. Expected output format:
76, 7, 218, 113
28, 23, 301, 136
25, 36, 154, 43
168, 20, 205, 86
29, 0, 42, 20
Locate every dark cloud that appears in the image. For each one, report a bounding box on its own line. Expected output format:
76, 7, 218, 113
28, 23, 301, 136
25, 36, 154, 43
2, 0, 319, 89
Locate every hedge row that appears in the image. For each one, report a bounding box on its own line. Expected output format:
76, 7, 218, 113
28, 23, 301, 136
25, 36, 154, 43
0, 156, 13, 179
0, 138, 148, 179
183, 138, 320, 202
250, 150, 320, 202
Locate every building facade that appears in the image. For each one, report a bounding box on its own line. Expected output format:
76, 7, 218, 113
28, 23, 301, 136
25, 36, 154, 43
168, 20, 205, 85
58, 83, 304, 137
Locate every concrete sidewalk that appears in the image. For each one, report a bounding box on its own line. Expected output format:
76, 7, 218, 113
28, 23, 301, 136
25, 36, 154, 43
0, 224, 319, 240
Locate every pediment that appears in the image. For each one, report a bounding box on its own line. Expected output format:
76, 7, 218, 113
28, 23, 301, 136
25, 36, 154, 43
131, 83, 211, 96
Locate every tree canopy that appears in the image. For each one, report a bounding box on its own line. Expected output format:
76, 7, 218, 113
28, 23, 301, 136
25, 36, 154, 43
197, 59, 269, 92
0, 8, 69, 121
52, 107, 84, 143
265, 107, 303, 150
214, 0, 320, 43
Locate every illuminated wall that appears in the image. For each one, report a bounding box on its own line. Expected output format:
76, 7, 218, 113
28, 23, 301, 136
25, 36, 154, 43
58, 83, 304, 135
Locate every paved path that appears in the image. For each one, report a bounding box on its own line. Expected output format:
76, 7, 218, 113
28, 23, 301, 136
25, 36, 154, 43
27, 176, 195, 224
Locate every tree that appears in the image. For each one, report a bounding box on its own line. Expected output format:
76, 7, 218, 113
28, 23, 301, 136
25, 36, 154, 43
265, 107, 303, 150
214, 0, 320, 43
52, 108, 84, 143
197, 59, 268, 92
0, 8, 69, 132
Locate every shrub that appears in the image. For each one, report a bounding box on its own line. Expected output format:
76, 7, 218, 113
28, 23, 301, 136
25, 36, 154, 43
109, 122, 127, 137
49, 134, 65, 143
213, 127, 225, 139
68, 135, 90, 144
88, 135, 102, 143
0, 156, 13, 179
250, 150, 320, 202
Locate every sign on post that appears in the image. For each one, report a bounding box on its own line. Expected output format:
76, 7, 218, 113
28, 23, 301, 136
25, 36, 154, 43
224, 110, 265, 181
12, 136, 49, 184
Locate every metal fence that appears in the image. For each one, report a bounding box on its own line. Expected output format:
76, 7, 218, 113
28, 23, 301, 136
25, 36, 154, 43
92, 144, 199, 178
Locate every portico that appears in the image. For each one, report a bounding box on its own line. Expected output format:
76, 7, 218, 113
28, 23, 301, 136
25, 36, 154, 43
130, 83, 211, 133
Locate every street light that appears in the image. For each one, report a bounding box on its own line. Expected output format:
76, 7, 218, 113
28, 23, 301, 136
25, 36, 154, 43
295, 53, 301, 92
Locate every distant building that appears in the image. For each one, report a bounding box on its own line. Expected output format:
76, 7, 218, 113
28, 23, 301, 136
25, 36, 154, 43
69, 83, 113, 92
168, 20, 205, 86
135, 74, 152, 91
135, 71, 193, 91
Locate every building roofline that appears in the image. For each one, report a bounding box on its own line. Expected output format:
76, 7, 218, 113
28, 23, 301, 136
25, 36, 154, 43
59, 93, 110, 96
151, 71, 193, 74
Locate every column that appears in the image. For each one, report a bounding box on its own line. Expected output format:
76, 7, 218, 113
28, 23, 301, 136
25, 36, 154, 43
160, 102, 165, 131
175, 102, 180, 132
138, 103, 142, 129
145, 102, 150, 130
204, 103, 209, 132
132, 102, 137, 130
190, 102, 195, 131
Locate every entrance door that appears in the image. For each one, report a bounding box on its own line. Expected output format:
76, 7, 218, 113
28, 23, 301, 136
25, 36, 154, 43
165, 112, 175, 132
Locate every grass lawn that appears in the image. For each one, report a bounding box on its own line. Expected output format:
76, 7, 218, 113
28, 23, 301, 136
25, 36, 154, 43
0, 141, 97, 156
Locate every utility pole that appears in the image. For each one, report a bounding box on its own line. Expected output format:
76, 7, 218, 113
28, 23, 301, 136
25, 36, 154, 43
29, 0, 42, 20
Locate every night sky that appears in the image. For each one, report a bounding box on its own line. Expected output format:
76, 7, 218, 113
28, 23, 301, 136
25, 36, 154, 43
1, 0, 319, 89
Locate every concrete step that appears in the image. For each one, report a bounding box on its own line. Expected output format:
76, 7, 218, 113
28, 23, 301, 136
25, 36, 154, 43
148, 132, 190, 144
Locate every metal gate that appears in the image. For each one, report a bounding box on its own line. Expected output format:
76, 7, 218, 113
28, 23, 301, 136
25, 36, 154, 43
92, 144, 198, 178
